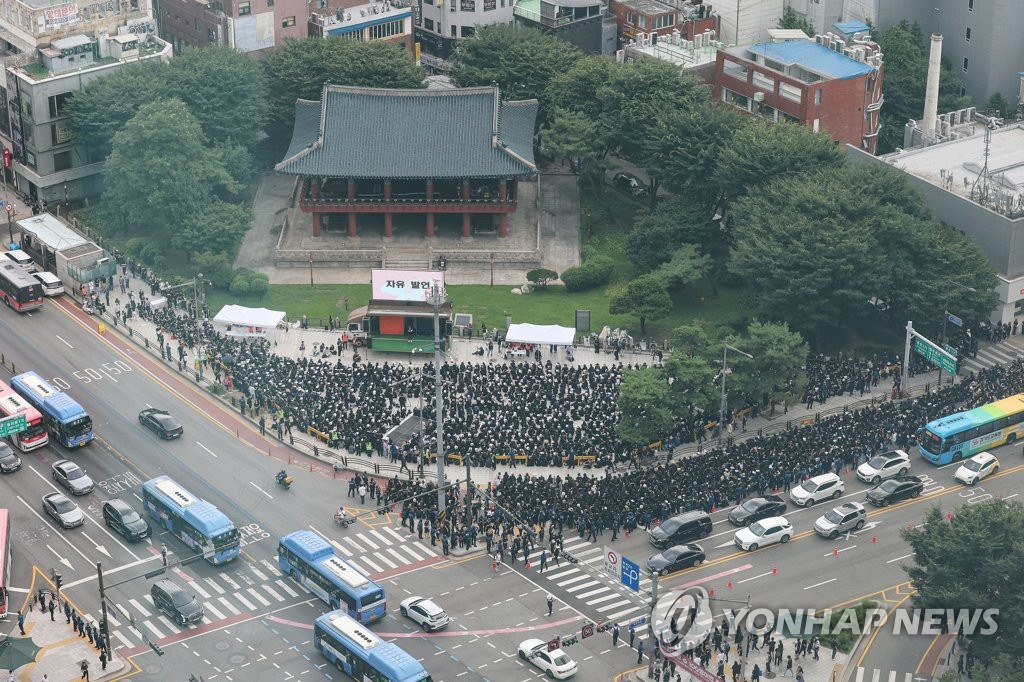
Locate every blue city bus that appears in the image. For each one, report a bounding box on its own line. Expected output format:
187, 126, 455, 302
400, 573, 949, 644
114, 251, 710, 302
10, 371, 93, 447
917, 393, 1024, 465
314, 610, 432, 682
278, 530, 386, 623
142, 476, 240, 564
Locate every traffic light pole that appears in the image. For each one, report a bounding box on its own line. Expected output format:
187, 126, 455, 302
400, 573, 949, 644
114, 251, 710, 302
97, 562, 111, 656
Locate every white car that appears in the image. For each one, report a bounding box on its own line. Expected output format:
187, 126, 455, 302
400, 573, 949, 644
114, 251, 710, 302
733, 516, 794, 551
953, 452, 999, 485
519, 638, 578, 679
856, 450, 911, 484
789, 473, 845, 507
399, 596, 450, 631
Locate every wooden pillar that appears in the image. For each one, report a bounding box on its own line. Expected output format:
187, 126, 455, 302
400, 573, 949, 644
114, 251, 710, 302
310, 179, 322, 238
313, 212, 322, 237
348, 213, 357, 238
498, 214, 508, 238
347, 178, 356, 201
462, 180, 472, 238
499, 179, 507, 202
383, 180, 393, 238
425, 180, 435, 237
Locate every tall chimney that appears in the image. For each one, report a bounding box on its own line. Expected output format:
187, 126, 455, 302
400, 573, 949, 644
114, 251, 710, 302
922, 33, 943, 143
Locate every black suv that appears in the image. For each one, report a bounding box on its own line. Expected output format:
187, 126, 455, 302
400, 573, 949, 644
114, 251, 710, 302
102, 499, 151, 542
151, 579, 204, 626
648, 511, 712, 548
866, 475, 924, 507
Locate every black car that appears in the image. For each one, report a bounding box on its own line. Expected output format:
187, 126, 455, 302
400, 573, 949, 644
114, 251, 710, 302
648, 511, 712, 548
0, 442, 21, 473
866, 475, 924, 507
151, 579, 204, 626
613, 171, 648, 198
102, 499, 151, 542
139, 408, 184, 439
727, 495, 787, 526
646, 544, 705, 575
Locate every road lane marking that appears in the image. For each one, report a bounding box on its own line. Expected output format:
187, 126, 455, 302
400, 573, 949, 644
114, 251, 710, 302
56, 334, 74, 348
823, 545, 857, 556
218, 597, 241, 616
737, 571, 774, 584
803, 578, 837, 590
249, 481, 272, 499
197, 442, 219, 458
886, 553, 914, 564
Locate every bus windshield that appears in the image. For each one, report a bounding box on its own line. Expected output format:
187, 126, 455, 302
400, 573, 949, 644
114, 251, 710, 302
67, 416, 93, 437
213, 529, 240, 549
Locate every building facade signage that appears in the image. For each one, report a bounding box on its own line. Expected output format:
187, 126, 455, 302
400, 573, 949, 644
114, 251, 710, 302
460, 0, 475, 11
59, 41, 94, 58
44, 3, 81, 27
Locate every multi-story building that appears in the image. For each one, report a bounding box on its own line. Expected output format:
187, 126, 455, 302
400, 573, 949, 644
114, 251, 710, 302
155, 0, 306, 54
513, 0, 615, 55
307, 0, 413, 49
414, 0, 515, 60
714, 0, 783, 44
609, 0, 717, 45
714, 32, 883, 152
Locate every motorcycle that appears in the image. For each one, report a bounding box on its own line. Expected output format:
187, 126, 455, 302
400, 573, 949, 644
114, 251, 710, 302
334, 512, 355, 528
275, 470, 293, 490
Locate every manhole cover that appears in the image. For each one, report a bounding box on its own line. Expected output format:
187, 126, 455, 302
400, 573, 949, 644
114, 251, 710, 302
215, 641, 231, 652
144, 663, 165, 674
230, 654, 247, 664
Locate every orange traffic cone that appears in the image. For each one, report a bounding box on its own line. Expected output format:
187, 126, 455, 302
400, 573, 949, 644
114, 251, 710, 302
833, 547, 839, 556
727, 581, 733, 589
772, 564, 777, 575
709, 587, 715, 597
871, 535, 877, 544
525, 560, 532, 570
711, 506, 717, 513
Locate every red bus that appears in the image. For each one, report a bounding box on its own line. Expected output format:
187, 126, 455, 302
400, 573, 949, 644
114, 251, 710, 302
0, 262, 43, 312
0, 380, 48, 451
0, 509, 10, 617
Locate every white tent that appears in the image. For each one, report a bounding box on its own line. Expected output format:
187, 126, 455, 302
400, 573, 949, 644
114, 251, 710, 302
212, 304, 286, 338
505, 323, 576, 346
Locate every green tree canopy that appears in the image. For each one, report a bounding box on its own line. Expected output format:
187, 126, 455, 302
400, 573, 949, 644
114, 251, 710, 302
625, 198, 716, 273
655, 244, 711, 289
609, 274, 673, 334
719, 322, 808, 406
541, 107, 604, 175
262, 38, 424, 138
177, 200, 253, 254
102, 99, 235, 239
615, 367, 674, 445
544, 55, 617, 139
663, 349, 718, 412
713, 120, 844, 205
164, 47, 269, 150
902, 502, 1024, 665
777, 6, 814, 36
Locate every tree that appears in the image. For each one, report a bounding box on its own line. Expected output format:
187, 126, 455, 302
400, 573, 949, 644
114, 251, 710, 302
720, 321, 808, 406
609, 274, 673, 334
176, 200, 253, 255
164, 47, 269, 150
713, 120, 844, 205
777, 6, 815, 37
615, 368, 674, 445
541, 108, 604, 175
655, 244, 711, 289
68, 61, 171, 161
663, 350, 717, 412
262, 38, 424, 138
625, 199, 716, 273
526, 268, 558, 288
901, 502, 1024, 665
102, 100, 236, 239
986, 92, 1011, 118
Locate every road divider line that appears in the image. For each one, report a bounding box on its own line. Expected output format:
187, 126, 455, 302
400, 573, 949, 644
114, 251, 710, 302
736, 571, 774, 585
249, 481, 273, 499
803, 578, 837, 590
886, 553, 914, 564
197, 442, 218, 458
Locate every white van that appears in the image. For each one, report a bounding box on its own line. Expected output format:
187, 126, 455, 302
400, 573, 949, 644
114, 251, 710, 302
1, 249, 36, 272
32, 271, 64, 296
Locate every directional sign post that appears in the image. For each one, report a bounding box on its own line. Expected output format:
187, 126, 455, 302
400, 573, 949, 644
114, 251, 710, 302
0, 413, 26, 437
913, 336, 957, 375
947, 312, 963, 328
621, 556, 640, 592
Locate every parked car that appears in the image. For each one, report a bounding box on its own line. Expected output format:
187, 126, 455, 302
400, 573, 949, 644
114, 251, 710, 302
51, 459, 94, 495
102, 499, 151, 542
953, 452, 999, 485
138, 408, 184, 439
727, 495, 787, 526
43, 492, 84, 529
613, 171, 648, 198
733, 517, 793, 551
646, 544, 705, 575
789, 473, 844, 507
0, 442, 21, 473
648, 511, 712, 549
151, 579, 204, 626
856, 450, 911, 484
865, 475, 925, 507
519, 638, 578, 679
399, 596, 451, 631
814, 502, 867, 539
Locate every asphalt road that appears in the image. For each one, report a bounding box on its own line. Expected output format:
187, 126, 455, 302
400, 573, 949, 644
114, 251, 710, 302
2, 297, 1021, 682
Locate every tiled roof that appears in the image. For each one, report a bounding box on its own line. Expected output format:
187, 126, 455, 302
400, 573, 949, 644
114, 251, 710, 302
276, 85, 538, 179
747, 40, 876, 80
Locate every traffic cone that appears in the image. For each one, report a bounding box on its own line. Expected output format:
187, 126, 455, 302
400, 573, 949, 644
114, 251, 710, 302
709, 587, 715, 597
711, 506, 717, 513
772, 564, 777, 575
773, 486, 779, 494
946, 511, 953, 521
727, 581, 733, 589
625, 530, 630, 537
833, 547, 838, 556
525, 559, 532, 569
871, 534, 877, 543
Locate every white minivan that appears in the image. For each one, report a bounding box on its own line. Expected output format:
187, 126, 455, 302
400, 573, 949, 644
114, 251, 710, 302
32, 271, 64, 296
1, 249, 36, 272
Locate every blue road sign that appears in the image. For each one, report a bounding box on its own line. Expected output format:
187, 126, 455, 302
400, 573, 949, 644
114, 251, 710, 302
947, 313, 963, 327
621, 556, 640, 592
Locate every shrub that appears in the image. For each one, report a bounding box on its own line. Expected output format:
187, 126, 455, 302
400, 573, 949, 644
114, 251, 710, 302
526, 268, 558, 288
229, 276, 250, 296
561, 256, 615, 292
247, 272, 269, 296
190, 251, 235, 289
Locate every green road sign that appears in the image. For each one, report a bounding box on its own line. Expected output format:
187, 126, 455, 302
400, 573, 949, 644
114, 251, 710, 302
944, 344, 958, 357
0, 413, 27, 437
914, 337, 958, 375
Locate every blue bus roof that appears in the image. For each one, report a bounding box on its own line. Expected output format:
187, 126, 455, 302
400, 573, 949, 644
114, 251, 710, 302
316, 610, 426, 680
143, 476, 235, 536
281, 530, 335, 561
42, 393, 87, 421
10, 371, 87, 422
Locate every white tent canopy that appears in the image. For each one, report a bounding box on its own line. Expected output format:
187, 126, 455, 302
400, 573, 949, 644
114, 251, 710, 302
212, 304, 286, 337
505, 323, 576, 346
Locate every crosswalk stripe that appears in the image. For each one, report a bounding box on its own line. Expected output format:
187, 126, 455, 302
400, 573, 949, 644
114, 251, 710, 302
597, 600, 634, 613
544, 568, 579, 580
871, 669, 880, 682
112, 629, 134, 649
564, 581, 602, 593
399, 544, 424, 562
204, 577, 226, 595
218, 597, 241, 616
128, 598, 150, 618
576, 587, 611, 599
263, 585, 286, 602
346, 559, 371, 575
250, 566, 268, 581
330, 538, 353, 557
604, 606, 642, 621
572, 546, 603, 557
369, 530, 392, 547
556, 574, 592, 587
204, 602, 226, 620
887, 673, 896, 682
383, 526, 408, 543
106, 610, 122, 627
157, 615, 181, 634
341, 536, 366, 554
415, 541, 437, 557
374, 553, 398, 570
387, 548, 410, 566
358, 534, 380, 551
587, 593, 621, 605
246, 588, 271, 607
189, 581, 211, 599
144, 620, 165, 639
234, 592, 257, 611
276, 579, 300, 598
360, 555, 384, 573
854, 668, 864, 682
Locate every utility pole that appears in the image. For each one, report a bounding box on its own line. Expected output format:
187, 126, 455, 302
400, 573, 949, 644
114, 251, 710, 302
97, 562, 111, 656
719, 343, 753, 447
938, 282, 975, 387
647, 568, 659, 676
427, 280, 447, 514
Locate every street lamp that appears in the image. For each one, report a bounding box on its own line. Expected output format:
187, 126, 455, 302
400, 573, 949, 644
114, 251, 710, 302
425, 281, 448, 515
938, 282, 976, 387
719, 343, 753, 447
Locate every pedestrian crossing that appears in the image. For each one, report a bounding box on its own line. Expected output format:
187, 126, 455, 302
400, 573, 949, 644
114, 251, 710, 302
852, 667, 924, 682
329, 524, 439, 575
959, 340, 1022, 374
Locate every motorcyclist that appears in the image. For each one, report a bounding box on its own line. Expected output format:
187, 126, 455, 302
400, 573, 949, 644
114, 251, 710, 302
276, 470, 288, 484
334, 508, 348, 524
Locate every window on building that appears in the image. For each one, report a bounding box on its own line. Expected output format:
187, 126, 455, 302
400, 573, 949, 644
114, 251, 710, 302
238, 1, 250, 14
47, 92, 72, 119
652, 14, 674, 29
208, 27, 218, 45
451, 24, 457, 36
267, 0, 274, 6
752, 71, 775, 92
195, 17, 200, 31
814, 88, 822, 105
721, 59, 748, 81
962, 57, 968, 72
53, 151, 71, 172
638, 15, 647, 28
282, 15, 295, 26
423, 17, 433, 29
368, 18, 403, 39
462, 25, 474, 37
965, 27, 970, 41
779, 82, 802, 103
626, 12, 637, 25
960, 86, 967, 97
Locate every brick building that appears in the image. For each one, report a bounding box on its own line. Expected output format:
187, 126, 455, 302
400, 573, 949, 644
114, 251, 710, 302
608, 0, 716, 45
714, 34, 883, 153
155, 0, 306, 55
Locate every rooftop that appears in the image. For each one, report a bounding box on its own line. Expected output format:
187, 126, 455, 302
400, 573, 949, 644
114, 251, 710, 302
613, 0, 677, 14
626, 34, 721, 68
17, 214, 89, 251
884, 124, 1024, 211
276, 85, 538, 180
743, 39, 876, 80
832, 19, 870, 37
310, 0, 411, 33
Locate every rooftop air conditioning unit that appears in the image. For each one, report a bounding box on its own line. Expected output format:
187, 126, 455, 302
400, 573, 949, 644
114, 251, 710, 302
753, 91, 765, 102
